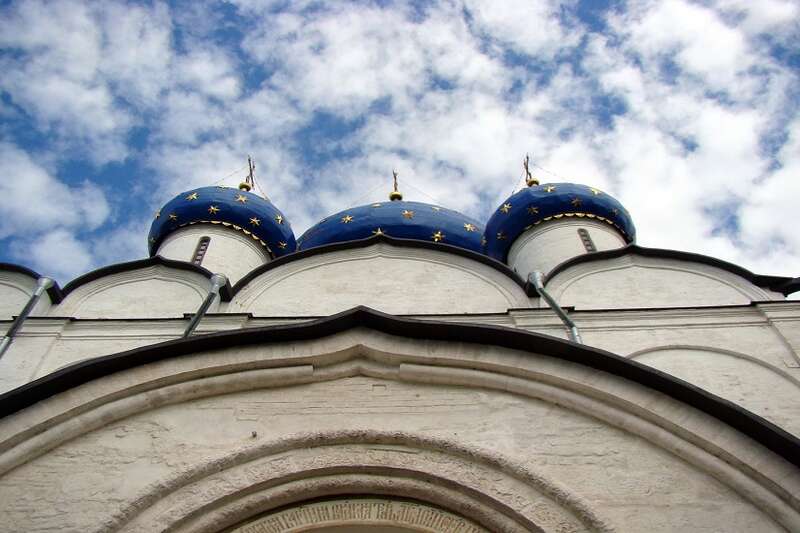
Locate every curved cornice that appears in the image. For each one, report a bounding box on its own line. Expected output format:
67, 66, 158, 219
546, 244, 800, 296
232, 233, 536, 296
59, 255, 233, 301
0, 305, 798, 468
0, 262, 64, 303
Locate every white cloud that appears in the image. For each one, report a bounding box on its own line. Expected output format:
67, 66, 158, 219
1, 0, 799, 287
97, 1, 173, 106
156, 91, 225, 145
11, 229, 94, 282
241, 2, 511, 117
713, 0, 799, 36
0, 0, 132, 161
176, 49, 242, 100
0, 142, 110, 239
464, 0, 581, 58
739, 116, 800, 270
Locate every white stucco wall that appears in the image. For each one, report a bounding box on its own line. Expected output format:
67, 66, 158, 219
3, 304, 799, 438
508, 219, 626, 276
231, 243, 532, 316
632, 346, 800, 436
157, 225, 270, 284
52, 265, 210, 319
1, 331, 796, 532
0, 272, 50, 320
546, 254, 778, 309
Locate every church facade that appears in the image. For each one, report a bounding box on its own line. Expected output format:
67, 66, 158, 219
0, 175, 799, 532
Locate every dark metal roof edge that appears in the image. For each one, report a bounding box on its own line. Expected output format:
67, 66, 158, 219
546, 245, 800, 296
232, 234, 536, 297
59, 256, 233, 302
0, 262, 64, 303
0, 305, 798, 468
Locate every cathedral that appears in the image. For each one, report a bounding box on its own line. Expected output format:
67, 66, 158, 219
0, 167, 799, 532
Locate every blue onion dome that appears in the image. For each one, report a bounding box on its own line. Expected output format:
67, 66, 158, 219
297, 200, 485, 253
148, 186, 297, 258
484, 182, 636, 262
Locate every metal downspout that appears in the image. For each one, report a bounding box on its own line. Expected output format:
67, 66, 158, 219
529, 271, 582, 344
0, 276, 54, 359
183, 274, 227, 338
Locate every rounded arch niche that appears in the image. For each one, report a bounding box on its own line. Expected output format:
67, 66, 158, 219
113, 432, 605, 533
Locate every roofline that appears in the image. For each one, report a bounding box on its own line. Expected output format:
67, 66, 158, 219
546, 244, 800, 296
60, 256, 233, 301
232, 233, 536, 297
0, 262, 64, 303
0, 305, 798, 467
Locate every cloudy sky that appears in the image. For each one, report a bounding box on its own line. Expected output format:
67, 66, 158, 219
0, 0, 798, 286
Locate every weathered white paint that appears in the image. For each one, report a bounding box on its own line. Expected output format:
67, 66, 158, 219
0, 331, 796, 532
231, 243, 532, 315
0, 272, 50, 320
52, 265, 209, 319
157, 225, 270, 284
2, 233, 799, 533
508, 219, 626, 277
546, 254, 778, 309
2, 303, 798, 440
631, 346, 800, 435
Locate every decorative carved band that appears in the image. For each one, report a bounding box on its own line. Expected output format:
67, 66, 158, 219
232, 498, 488, 533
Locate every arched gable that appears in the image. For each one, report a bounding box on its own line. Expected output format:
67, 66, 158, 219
0, 308, 798, 532
231, 239, 532, 315
0, 263, 60, 320
546, 252, 783, 309
629, 345, 800, 436
52, 256, 232, 319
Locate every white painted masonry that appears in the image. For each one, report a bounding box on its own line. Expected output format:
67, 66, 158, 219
508, 219, 626, 276
0, 214, 798, 532
157, 225, 270, 284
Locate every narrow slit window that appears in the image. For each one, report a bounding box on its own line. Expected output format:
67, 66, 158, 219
192, 236, 211, 265
577, 228, 596, 253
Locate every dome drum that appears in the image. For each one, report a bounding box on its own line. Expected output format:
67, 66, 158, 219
484, 183, 636, 263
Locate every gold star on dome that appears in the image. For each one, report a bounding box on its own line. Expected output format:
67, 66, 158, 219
208, 205, 220, 214
236, 194, 247, 203
431, 206, 441, 212
544, 185, 556, 193
341, 214, 354, 223
275, 214, 284, 224
499, 203, 512, 214
612, 208, 619, 216
149, 237, 156, 244
154, 210, 161, 219
589, 187, 602, 195
277, 241, 287, 249
496, 231, 507, 240
463, 223, 477, 232
432, 230, 445, 242
481, 236, 487, 247
185, 192, 199, 201
372, 227, 385, 236
250, 217, 261, 226
402, 209, 415, 219
571, 197, 582, 208
527, 206, 539, 215
168, 213, 178, 221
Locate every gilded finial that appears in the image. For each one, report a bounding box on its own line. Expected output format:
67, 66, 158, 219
524, 154, 539, 187
389, 169, 403, 201
239, 156, 255, 191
